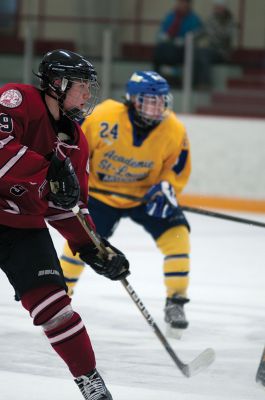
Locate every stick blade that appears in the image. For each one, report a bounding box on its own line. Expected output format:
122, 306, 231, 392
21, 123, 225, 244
184, 348, 215, 377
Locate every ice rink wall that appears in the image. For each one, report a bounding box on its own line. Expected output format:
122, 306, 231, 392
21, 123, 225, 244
177, 115, 265, 213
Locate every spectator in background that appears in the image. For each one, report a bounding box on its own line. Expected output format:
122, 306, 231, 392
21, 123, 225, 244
194, 0, 237, 89
153, 0, 203, 81
0, 0, 17, 35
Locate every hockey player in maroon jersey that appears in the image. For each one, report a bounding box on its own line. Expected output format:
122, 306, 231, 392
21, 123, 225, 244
0, 49, 129, 400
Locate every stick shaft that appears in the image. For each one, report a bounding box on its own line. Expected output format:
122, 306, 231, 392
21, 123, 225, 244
72, 206, 105, 252
72, 205, 189, 375
89, 187, 265, 228
120, 277, 186, 371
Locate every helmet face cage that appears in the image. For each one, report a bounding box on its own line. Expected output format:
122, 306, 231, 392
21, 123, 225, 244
55, 77, 99, 121
38, 49, 99, 121
132, 93, 172, 126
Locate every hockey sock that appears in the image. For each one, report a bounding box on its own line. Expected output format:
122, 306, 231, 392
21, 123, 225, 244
21, 284, 95, 377
156, 225, 190, 298
45, 310, 96, 376
60, 241, 85, 295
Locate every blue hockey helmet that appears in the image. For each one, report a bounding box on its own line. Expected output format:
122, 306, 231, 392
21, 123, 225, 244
126, 71, 170, 97
126, 71, 172, 127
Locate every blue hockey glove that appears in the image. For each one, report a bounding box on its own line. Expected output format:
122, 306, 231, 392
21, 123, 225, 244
144, 181, 178, 219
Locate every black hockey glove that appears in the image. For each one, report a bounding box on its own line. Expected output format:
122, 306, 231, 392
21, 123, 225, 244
79, 238, 130, 281
46, 154, 80, 209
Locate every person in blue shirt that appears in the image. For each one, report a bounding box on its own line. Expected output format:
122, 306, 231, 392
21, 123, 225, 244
153, 0, 203, 79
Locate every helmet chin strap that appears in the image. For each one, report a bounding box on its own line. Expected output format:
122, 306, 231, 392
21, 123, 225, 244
45, 91, 66, 121
133, 111, 148, 128
52, 79, 82, 120
64, 107, 83, 121
129, 105, 158, 129
46, 91, 59, 102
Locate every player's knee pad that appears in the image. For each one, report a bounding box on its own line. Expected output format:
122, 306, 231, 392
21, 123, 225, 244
156, 226, 190, 297
60, 241, 85, 294
21, 284, 72, 328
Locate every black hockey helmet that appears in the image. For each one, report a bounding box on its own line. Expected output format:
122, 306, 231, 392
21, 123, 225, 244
37, 49, 99, 120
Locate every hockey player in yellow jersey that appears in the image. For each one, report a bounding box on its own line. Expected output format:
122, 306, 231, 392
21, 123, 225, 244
60, 71, 191, 337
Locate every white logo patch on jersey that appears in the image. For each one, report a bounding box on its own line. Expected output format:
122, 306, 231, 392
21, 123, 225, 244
0, 89, 23, 108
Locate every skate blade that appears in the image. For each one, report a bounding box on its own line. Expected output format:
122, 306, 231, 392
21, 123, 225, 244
166, 324, 184, 339
256, 380, 265, 390
256, 372, 265, 390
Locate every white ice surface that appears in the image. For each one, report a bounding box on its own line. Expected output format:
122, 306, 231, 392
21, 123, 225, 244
0, 212, 265, 399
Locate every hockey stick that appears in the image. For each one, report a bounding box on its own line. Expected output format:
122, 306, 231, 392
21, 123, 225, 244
89, 187, 265, 229
256, 346, 265, 388
72, 205, 215, 377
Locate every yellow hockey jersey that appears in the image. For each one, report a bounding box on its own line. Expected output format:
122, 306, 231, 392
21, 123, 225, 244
82, 99, 191, 208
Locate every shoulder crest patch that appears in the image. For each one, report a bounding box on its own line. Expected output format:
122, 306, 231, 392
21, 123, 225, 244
0, 89, 23, 108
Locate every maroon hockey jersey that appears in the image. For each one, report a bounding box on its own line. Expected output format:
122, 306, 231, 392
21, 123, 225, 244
0, 83, 95, 253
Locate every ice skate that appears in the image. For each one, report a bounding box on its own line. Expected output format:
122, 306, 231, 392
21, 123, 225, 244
256, 366, 265, 389
164, 294, 189, 339
75, 368, 113, 400
256, 351, 265, 389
